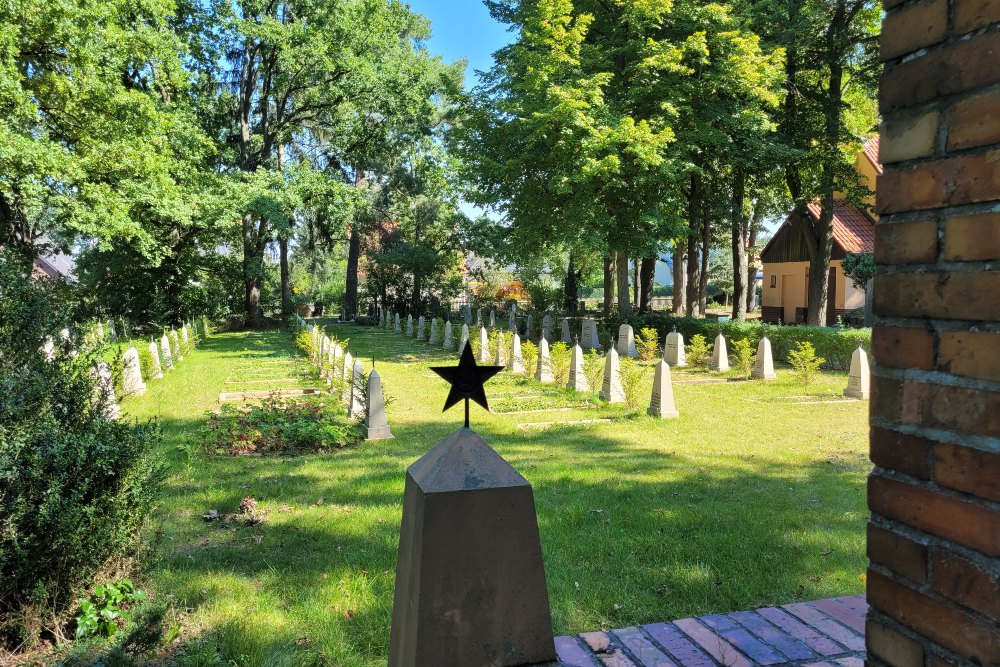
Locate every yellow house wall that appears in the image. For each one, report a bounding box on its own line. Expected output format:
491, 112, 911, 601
833, 149, 879, 219
762, 260, 865, 312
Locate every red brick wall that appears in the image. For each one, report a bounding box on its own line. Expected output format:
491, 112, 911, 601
870, 0, 1000, 664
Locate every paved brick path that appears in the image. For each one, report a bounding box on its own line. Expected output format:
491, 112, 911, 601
552, 595, 867, 666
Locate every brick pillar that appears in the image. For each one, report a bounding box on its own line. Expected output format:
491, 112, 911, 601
868, 0, 1000, 664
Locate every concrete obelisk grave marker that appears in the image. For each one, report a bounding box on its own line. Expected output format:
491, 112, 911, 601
147, 340, 163, 379
568, 341, 589, 392
395, 313, 401, 333
648, 360, 679, 418
752, 335, 777, 380
389, 343, 555, 666
600, 347, 625, 403
709, 332, 729, 372
341, 351, 354, 402
489, 309, 496, 328
479, 326, 490, 363
542, 314, 553, 341
416, 316, 426, 341
510, 332, 525, 374
844, 342, 871, 399
617, 324, 637, 358
495, 330, 508, 367
459, 323, 469, 354
406, 314, 414, 337
536, 337, 554, 383
443, 320, 452, 349
365, 366, 392, 440
122, 346, 146, 396
664, 327, 685, 367
525, 314, 533, 339
429, 318, 440, 345
561, 318, 571, 343
160, 334, 173, 369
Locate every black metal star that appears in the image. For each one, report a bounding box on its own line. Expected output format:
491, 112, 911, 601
430, 341, 503, 427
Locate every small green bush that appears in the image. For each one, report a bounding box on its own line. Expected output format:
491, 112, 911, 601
521, 340, 538, 376
687, 334, 712, 368
618, 358, 646, 409
788, 341, 825, 387
75, 579, 147, 639
549, 342, 571, 385
636, 327, 659, 361
583, 349, 605, 392
731, 338, 756, 378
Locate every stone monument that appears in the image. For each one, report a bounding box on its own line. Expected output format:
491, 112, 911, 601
160, 334, 173, 369
395, 313, 402, 333
648, 360, 679, 418
459, 323, 470, 353
561, 318, 571, 343
170, 328, 182, 360
536, 338, 554, 383
709, 332, 729, 372
390, 345, 555, 666
489, 309, 496, 329
443, 320, 453, 349
417, 316, 426, 341
525, 314, 533, 339
407, 314, 414, 337
510, 332, 525, 374
429, 318, 440, 345
567, 342, 589, 391
542, 314, 553, 341
617, 323, 637, 358
600, 347, 625, 403
663, 327, 686, 367
147, 341, 163, 379
122, 346, 146, 396
478, 326, 490, 363
93, 362, 121, 420
366, 368, 393, 440
495, 330, 508, 367
844, 343, 871, 399
752, 335, 777, 380
341, 351, 354, 402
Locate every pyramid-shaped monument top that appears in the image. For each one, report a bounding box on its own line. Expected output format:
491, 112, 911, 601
430, 341, 503, 427
409, 427, 530, 493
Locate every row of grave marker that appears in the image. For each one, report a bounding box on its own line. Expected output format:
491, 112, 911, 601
373, 311, 870, 402
295, 315, 393, 441
40, 320, 206, 421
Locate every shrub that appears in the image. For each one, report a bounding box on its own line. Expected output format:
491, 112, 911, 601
202, 395, 359, 455
295, 329, 315, 359
618, 358, 646, 409
731, 338, 756, 378
788, 341, 825, 387
521, 340, 538, 376
0, 255, 163, 651
604, 312, 869, 369
136, 343, 156, 382
686, 334, 712, 368
583, 349, 605, 391
636, 327, 659, 361
75, 579, 147, 639
549, 342, 571, 385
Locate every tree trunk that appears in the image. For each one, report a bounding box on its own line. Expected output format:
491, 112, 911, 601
639, 257, 655, 313
603, 254, 615, 316
672, 244, 686, 314
746, 222, 759, 313
632, 259, 639, 309
807, 203, 835, 325
616, 249, 632, 317
345, 225, 360, 319
564, 251, 579, 313
685, 173, 702, 317
699, 205, 710, 317
242, 212, 263, 328
279, 237, 291, 317
731, 170, 748, 321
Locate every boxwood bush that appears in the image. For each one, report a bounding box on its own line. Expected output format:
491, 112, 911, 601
0, 255, 163, 651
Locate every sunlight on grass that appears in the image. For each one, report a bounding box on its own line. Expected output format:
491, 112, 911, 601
121, 321, 870, 666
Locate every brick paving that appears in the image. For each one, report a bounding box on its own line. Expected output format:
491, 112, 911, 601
552, 595, 867, 666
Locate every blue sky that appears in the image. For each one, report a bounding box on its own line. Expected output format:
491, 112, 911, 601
406, 1, 511, 90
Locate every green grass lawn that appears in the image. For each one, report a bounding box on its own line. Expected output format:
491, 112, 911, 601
120, 321, 870, 667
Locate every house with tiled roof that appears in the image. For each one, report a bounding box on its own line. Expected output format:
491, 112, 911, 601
760, 138, 879, 325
